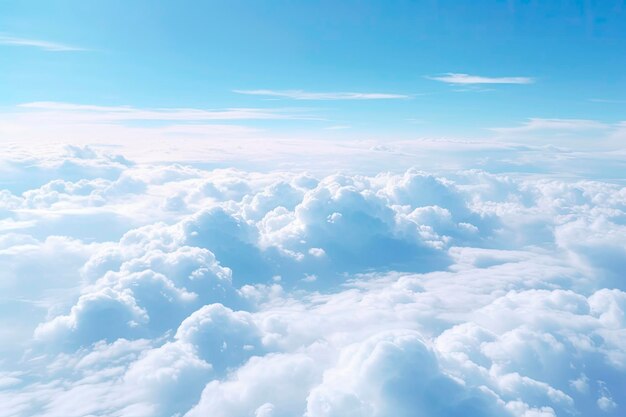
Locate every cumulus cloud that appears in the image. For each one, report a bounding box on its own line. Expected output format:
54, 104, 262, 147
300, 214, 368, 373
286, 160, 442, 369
1, 149, 625, 417
305, 330, 508, 417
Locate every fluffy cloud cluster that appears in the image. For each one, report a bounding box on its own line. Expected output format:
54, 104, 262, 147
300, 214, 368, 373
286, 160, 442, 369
0, 147, 624, 417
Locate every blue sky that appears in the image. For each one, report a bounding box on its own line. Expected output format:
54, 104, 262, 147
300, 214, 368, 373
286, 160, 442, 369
2, 0, 626, 138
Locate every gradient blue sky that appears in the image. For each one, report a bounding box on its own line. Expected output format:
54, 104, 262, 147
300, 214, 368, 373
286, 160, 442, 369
2, 0, 625, 138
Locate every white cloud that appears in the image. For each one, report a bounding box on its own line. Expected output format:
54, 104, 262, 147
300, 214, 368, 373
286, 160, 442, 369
234, 89, 410, 100
2, 102, 625, 178
0, 35, 85, 51
1, 149, 625, 417
17, 101, 316, 121
590, 98, 626, 104
186, 353, 321, 417
597, 395, 617, 412
491, 118, 610, 133
0, 103, 330, 165
324, 125, 351, 130
488, 118, 625, 151
175, 303, 263, 373
427, 73, 534, 85
305, 330, 508, 417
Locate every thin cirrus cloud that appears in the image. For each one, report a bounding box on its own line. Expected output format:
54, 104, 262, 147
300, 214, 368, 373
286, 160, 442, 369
590, 98, 626, 104
17, 102, 318, 121
487, 118, 625, 149
427, 73, 534, 85
0, 35, 85, 51
491, 118, 611, 134
234, 89, 410, 100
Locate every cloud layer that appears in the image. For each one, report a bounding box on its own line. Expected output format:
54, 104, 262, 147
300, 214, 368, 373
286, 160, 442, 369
0, 147, 624, 417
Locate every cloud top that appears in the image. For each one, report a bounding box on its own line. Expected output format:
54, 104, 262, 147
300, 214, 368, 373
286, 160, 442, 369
0, 149, 624, 417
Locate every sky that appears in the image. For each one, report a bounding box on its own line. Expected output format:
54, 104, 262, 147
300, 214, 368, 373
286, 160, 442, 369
1, 2, 626, 417
1, 0, 626, 141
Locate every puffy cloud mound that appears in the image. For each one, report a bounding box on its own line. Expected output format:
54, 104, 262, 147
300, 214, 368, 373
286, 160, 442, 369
0, 148, 625, 417
305, 330, 507, 417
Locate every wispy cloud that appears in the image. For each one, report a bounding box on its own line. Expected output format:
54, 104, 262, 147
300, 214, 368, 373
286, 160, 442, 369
18, 102, 317, 121
491, 118, 610, 134
487, 117, 626, 149
427, 73, 534, 85
324, 125, 351, 130
1, 102, 322, 154
0, 35, 85, 51
234, 89, 410, 100
1, 102, 322, 155
590, 98, 626, 104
